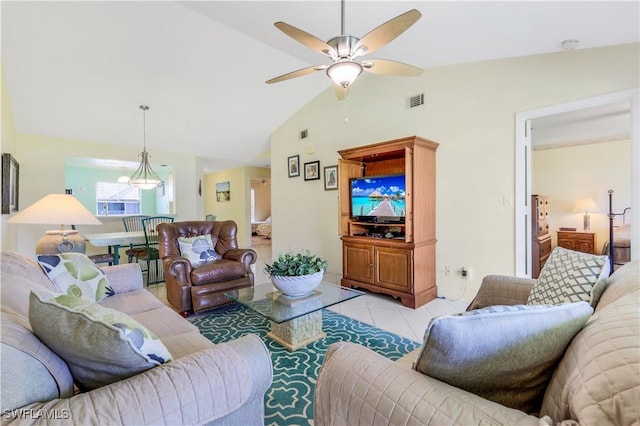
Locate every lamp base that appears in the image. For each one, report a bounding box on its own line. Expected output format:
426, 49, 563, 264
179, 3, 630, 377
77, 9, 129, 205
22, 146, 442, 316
583, 213, 591, 231
36, 230, 86, 255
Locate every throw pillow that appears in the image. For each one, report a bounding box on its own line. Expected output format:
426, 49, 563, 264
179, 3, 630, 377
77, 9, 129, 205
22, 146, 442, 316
527, 246, 609, 306
413, 301, 594, 414
29, 290, 172, 391
177, 234, 221, 266
37, 253, 114, 302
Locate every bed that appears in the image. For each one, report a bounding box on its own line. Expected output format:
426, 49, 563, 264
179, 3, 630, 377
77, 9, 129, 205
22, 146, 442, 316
252, 217, 272, 239
602, 190, 631, 271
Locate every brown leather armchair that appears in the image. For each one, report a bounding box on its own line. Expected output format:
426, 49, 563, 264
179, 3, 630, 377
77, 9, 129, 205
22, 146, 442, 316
158, 220, 257, 315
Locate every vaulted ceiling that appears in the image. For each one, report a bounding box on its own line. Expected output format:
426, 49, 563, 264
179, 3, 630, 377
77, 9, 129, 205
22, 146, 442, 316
2, 1, 638, 171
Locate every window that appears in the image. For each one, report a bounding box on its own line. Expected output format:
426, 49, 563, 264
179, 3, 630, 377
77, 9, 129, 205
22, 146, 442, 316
95, 182, 141, 216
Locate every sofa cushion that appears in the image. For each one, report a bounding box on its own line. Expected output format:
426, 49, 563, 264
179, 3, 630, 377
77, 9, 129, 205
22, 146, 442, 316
527, 247, 609, 306
414, 301, 594, 414
29, 290, 172, 391
0, 314, 75, 412
190, 259, 247, 285
178, 234, 221, 266
37, 253, 114, 302
540, 260, 640, 424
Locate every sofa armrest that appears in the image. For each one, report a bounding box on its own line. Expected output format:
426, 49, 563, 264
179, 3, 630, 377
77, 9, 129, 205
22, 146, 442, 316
101, 263, 143, 293
6, 335, 273, 426
466, 275, 536, 311
224, 248, 257, 268
315, 342, 540, 426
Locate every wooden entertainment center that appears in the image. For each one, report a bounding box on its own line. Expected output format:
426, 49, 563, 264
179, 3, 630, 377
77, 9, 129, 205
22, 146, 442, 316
338, 135, 438, 309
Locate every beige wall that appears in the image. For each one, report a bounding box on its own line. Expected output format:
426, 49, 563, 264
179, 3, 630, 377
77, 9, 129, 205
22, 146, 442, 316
252, 180, 271, 222
204, 166, 270, 248
533, 140, 631, 253
6, 132, 201, 257
1, 63, 18, 250
270, 43, 639, 301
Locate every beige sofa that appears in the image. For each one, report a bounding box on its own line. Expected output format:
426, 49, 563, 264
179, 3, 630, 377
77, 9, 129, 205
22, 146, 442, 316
0, 251, 273, 425
315, 259, 639, 425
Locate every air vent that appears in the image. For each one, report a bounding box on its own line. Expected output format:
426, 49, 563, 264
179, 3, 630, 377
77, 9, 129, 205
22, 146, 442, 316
300, 129, 308, 139
409, 93, 424, 108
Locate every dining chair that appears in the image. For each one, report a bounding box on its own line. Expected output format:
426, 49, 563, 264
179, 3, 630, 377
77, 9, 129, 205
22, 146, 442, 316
205, 214, 217, 221
122, 215, 149, 262
136, 216, 175, 286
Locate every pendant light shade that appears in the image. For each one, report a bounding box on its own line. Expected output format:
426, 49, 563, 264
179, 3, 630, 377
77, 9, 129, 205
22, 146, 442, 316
130, 105, 162, 190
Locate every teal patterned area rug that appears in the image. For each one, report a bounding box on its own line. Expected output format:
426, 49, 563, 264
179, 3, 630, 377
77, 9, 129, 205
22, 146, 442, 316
190, 303, 420, 426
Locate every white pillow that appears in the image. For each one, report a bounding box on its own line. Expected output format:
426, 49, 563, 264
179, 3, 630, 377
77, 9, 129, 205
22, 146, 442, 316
177, 234, 222, 266
37, 253, 114, 302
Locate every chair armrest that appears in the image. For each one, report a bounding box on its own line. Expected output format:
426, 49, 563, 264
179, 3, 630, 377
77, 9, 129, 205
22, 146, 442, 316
466, 275, 536, 311
9, 335, 273, 426
315, 342, 540, 426
101, 263, 143, 293
162, 256, 193, 286
224, 248, 257, 268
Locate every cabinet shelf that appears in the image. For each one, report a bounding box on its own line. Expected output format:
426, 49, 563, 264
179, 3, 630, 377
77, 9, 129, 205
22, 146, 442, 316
338, 136, 438, 309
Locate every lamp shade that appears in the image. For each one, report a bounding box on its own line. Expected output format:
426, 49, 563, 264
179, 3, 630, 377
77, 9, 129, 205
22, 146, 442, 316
8, 194, 102, 226
574, 197, 600, 213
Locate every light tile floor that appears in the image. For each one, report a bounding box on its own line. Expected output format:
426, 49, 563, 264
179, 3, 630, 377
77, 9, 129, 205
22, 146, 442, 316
147, 239, 469, 343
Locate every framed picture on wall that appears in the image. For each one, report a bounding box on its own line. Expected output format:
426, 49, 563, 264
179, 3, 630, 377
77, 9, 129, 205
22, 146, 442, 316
1, 153, 19, 214
216, 181, 230, 202
304, 161, 320, 181
323, 165, 338, 190
288, 155, 300, 178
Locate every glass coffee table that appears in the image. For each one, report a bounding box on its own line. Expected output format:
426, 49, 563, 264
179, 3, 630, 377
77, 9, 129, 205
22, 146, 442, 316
225, 282, 364, 351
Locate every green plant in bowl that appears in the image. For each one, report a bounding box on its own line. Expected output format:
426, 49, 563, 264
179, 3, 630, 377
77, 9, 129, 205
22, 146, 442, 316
264, 251, 328, 277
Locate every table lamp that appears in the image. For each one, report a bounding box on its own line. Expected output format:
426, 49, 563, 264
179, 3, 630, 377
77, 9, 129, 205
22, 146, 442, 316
574, 197, 600, 231
8, 193, 102, 254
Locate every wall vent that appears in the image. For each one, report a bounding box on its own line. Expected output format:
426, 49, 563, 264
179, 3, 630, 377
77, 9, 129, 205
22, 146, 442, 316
409, 93, 424, 108
300, 129, 308, 139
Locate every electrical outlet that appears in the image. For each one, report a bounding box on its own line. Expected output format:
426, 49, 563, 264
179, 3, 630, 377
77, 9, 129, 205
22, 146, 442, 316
460, 267, 471, 279
444, 266, 451, 276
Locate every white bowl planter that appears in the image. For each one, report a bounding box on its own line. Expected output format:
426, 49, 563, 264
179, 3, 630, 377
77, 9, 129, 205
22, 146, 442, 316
271, 270, 324, 297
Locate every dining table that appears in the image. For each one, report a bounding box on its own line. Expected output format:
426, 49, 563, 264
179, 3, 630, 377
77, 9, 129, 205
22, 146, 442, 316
83, 231, 147, 265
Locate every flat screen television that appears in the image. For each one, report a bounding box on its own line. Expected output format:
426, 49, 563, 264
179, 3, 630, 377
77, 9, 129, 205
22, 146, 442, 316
350, 174, 406, 223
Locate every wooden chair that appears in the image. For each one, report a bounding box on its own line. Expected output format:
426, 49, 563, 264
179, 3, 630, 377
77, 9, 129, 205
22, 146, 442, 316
134, 216, 174, 286
122, 215, 149, 262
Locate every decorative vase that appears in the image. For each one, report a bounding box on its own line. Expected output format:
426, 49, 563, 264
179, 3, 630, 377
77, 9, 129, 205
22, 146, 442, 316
271, 270, 324, 298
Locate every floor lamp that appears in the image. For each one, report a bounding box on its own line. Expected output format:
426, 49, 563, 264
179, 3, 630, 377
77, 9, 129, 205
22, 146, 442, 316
8, 194, 102, 254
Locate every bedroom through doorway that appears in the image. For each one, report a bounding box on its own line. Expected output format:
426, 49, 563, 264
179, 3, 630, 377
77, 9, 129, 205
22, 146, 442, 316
251, 176, 272, 247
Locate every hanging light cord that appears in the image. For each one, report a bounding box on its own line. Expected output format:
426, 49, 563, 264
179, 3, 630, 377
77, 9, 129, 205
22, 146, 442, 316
129, 104, 162, 189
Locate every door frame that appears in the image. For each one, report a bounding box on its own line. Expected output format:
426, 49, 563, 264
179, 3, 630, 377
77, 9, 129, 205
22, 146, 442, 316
515, 88, 639, 277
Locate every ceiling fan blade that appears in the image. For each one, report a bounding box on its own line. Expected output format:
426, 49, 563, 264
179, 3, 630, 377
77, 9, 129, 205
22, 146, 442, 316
333, 84, 349, 101
353, 9, 421, 58
362, 59, 423, 76
274, 22, 335, 58
266, 65, 327, 84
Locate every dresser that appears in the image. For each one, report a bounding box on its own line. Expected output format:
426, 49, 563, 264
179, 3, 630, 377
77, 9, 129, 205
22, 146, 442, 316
557, 230, 597, 255
531, 195, 552, 278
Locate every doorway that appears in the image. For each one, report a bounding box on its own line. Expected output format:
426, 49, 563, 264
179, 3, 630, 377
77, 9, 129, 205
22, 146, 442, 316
515, 89, 639, 277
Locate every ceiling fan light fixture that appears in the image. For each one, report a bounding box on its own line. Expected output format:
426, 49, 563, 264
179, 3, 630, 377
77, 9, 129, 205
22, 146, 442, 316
326, 60, 363, 88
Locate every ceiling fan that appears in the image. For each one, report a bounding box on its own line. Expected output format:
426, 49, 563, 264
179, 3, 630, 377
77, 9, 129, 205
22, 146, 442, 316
266, 0, 423, 100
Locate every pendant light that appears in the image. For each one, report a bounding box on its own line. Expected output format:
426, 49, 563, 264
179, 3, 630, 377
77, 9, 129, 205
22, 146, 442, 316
129, 105, 162, 190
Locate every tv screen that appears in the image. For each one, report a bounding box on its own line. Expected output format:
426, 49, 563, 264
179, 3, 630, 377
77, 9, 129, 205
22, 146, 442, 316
350, 174, 406, 220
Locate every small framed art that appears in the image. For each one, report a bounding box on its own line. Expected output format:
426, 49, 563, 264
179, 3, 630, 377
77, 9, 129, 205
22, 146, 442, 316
304, 161, 320, 181
216, 181, 230, 202
324, 165, 338, 190
288, 155, 300, 178
1, 153, 19, 214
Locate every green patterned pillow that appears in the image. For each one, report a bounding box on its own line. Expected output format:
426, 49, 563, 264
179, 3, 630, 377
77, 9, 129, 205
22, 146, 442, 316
37, 253, 114, 302
527, 247, 610, 306
177, 234, 221, 266
29, 290, 172, 391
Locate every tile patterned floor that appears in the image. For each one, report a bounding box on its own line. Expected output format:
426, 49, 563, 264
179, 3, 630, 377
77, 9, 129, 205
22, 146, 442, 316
147, 239, 468, 343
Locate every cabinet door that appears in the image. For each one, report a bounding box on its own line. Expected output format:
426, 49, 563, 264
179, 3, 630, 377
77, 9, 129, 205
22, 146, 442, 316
343, 243, 375, 284
557, 233, 575, 251
375, 247, 412, 292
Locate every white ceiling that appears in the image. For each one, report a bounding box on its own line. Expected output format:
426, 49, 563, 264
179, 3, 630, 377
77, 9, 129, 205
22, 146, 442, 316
2, 1, 639, 171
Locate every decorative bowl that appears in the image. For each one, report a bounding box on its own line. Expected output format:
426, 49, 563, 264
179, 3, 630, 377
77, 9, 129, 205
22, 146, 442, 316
271, 270, 324, 298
